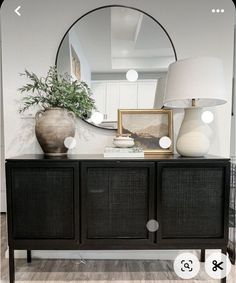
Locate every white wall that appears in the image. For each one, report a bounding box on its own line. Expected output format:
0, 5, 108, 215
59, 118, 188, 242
230, 26, 236, 157
0, 18, 6, 212
0, 0, 235, 257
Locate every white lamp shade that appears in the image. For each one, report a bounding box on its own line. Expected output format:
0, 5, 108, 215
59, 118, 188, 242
164, 57, 227, 108
153, 76, 167, 108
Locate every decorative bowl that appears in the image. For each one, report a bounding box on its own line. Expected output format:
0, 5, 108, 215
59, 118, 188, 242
113, 136, 134, 148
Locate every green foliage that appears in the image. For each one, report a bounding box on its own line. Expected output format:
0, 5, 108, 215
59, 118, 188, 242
18, 66, 96, 118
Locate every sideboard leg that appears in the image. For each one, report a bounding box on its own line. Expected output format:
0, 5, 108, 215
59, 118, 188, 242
221, 247, 227, 283
9, 248, 15, 283
27, 250, 32, 263
200, 249, 205, 262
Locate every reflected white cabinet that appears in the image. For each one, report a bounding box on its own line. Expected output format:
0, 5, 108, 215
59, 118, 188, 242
91, 82, 106, 116
91, 80, 157, 122
106, 83, 120, 121
119, 83, 138, 109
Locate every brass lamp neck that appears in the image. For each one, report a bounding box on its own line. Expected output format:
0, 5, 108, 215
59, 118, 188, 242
192, 99, 196, 107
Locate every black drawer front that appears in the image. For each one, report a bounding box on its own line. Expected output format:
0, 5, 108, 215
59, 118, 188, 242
87, 167, 149, 239
160, 165, 225, 238
10, 167, 75, 239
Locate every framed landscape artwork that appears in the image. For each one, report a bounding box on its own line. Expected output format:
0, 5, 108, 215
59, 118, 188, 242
118, 109, 173, 154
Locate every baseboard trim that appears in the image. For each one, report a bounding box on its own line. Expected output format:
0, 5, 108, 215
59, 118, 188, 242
5, 249, 188, 260
4, 249, 221, 261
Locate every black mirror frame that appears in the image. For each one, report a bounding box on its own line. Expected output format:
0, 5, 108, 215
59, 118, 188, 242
55, 4, 178, 131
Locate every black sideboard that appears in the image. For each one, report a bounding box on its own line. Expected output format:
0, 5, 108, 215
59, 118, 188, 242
6, 154, 230, 283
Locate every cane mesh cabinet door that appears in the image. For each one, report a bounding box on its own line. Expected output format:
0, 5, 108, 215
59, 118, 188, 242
158, 161, 230, 245
81, 161, 155, 248
6, 161, 79, 242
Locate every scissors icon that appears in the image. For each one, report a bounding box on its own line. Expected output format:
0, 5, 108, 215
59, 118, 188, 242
212, 260, 224, 272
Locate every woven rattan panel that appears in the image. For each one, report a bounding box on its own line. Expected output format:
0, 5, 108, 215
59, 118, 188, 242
87, 167, 149, 239
11, 167, 74, 239
161, 167, 224, 238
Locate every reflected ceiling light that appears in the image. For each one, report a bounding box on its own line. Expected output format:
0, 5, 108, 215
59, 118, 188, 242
201, 111, 214, 124
126, 69, 138, 82
91, 112, 104, 125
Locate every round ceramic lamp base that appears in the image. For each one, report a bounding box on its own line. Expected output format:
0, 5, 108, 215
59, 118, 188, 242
176, 107, 211, 157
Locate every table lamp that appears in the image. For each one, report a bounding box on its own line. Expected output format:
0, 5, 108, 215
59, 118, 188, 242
164, 57, 227, 157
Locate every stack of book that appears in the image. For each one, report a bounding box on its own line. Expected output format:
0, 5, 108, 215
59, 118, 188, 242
104, 146, 144, 158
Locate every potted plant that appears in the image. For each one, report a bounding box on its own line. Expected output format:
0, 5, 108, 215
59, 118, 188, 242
18, 66, 96, 156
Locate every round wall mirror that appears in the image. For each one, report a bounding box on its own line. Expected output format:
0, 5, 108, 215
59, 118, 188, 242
56, 6, 177, 130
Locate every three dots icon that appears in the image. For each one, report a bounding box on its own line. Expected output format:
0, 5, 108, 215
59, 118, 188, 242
212, 9, 225, 13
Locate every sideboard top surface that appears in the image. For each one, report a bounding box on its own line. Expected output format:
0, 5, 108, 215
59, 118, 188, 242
6, 154, 230, 162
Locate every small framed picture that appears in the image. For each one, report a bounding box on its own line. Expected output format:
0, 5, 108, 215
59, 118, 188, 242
71, 45, 81, 81
118, 109, 173, 154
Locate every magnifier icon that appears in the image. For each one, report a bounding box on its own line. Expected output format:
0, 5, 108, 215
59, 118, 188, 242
184, 263, 190, 269
181, 260, 193, 272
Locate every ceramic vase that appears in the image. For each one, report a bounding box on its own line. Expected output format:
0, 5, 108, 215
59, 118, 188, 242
35, 108, 76, 156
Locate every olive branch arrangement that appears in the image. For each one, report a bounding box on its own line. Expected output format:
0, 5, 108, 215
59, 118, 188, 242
18, 66, 96, 118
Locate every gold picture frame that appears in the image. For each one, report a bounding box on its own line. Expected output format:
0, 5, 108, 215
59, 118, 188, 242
118, 109, 173, 155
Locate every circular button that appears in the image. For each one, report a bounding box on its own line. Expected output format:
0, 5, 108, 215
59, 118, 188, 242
159, 136, 172, 149
64, 137, 76, 149
174, 252, 200, 279
205, 252, 231, 280
146, 220, 159, 232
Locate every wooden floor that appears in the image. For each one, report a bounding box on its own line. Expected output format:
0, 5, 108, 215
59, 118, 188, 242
1, 215, 235, 283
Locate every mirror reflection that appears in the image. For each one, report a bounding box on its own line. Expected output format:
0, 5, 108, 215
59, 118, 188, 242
56, 6, 176, 129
